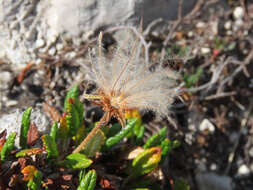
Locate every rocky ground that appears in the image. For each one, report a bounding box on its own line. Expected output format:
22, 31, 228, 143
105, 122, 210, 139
1, 1, 253, 190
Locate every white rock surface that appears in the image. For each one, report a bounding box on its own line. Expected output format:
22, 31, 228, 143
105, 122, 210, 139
0, 109, 50, 148
0, 0, 196, 69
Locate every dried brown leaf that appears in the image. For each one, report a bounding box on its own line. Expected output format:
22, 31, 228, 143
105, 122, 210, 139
62, 174, 72, 181
17, 62, 34, 84
18, 158, 28, 170
27, 123, 40, 146
43, 103, 61, 122
0, 130, 7, 152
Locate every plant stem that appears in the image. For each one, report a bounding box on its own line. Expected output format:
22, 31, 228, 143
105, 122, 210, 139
73, 113, 108, 153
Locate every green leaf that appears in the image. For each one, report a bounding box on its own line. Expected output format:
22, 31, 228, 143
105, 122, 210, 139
59, 114, 68, 140
77, 169, 97, 190
74, 99, 84, 123
1, 132, 16, 161
125, 110, 142, 138
75, 124, 86, 145
174, 179, 190, 190
143, 126, 167, 149
161, 138, 172, 157
20, 107, 32, 149
49, 121, 58, 143
183, 67, 202, 88
136, 125, 145, 144
81, 129, 105, 157
16, 148, 43, 158
41, 134, 59, 159
27, 170, 43, 190
106, 119, 137, 148
133, 119, 143, 137
65, 98, 84, 137
132, 147, 162, 177
64, 85, 79, 111
172, 140, 180, 149
59, 153, 92, 169
160, 139, 180, 162
106, 123, 122, 138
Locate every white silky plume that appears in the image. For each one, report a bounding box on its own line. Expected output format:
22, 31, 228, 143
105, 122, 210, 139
87, 30, 180, 116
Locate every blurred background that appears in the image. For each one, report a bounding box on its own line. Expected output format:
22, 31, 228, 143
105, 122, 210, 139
0, 0, 253, 189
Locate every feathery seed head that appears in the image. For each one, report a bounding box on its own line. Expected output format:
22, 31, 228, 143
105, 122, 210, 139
85, 30, 179, 126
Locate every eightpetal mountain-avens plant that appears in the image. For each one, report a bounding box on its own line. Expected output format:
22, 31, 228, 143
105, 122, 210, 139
74, 30, 180, 153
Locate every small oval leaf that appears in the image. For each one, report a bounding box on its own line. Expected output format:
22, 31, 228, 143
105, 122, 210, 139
132, 147, 162, 176
59, 153, 92, 169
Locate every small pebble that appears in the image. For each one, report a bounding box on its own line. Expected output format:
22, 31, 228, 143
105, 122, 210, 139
188, 124, 197, 131
2, 96, 8, 102
199, 119, 215, 133
35, 58, 42, 65
49, 81, 56, 89
233, 7, 244, 20
210, 163, 217, 171
224, 21, 232, 30
48, 47, 56, 56
188, 31, 194, 38
226, 30, 233, 36
36, 39, 45, 48
243, 30, 248, 36
196, 21, 206, 28
201, 47, 211, 54
151, 31, 159, 37
0, 71, 12, 83
185, 133, 194, 145
56, 43, 64, 51
67, 51, 77, 59
234, 19, 244, 30
242, 49, 248, 55
238, 164, 250, 176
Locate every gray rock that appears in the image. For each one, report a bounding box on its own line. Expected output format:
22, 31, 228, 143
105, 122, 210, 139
196, 172, 234, 190
0, 0, 196, 68
0, 108, 50, 148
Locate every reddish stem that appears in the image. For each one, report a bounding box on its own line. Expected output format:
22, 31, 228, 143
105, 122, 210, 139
73, 113, 108, 153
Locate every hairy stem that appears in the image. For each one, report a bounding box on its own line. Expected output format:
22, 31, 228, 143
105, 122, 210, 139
73, 113, 108, 153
